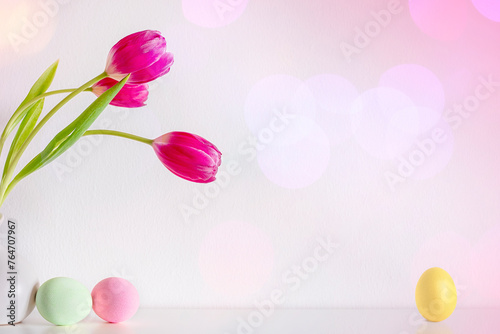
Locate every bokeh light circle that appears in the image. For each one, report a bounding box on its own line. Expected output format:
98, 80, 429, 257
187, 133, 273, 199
0, 0, 58, 67
411, 106, 444, 135
351, 87, 418, 160
390, 118, 454, 181
182, 0, 249, 28
410, 119, 454, 180
257, 119, 331, 189
199, 221, 275, 297
379, 64, 445, 113
245, 75, 317, 147
409, 0, 469, 41
471, 0, 500, 22
305, 74, 359, 147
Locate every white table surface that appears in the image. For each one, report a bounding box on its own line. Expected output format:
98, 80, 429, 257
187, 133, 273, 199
1, 308, 498, 333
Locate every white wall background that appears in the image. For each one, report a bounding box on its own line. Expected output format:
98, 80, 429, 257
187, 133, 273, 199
0, 0, 499, 308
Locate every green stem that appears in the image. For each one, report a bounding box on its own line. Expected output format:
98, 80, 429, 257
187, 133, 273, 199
83, 130, 154, 145
0, 72, 108, 205
32, 88, 77, 97
38, 88, 77, 95
0, 88, 80, 158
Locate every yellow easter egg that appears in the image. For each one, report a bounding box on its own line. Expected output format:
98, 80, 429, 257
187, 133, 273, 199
415, 267, 457, 322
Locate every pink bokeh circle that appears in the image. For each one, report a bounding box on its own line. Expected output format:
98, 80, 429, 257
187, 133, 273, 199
182, 0, 249, 28
199, 221, 275, 297
305, 74, 359, 147
471, 0, 500, 22
409, 0, 469, 41
257, 119, 331, 189
351, 87, 418, 160
379, 64, 445, 113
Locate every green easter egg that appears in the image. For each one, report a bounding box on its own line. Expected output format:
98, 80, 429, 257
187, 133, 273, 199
36, 277, 92, 325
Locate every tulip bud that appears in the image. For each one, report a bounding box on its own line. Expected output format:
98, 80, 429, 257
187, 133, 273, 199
152, 132, 221, 183
105, 30, 174, 84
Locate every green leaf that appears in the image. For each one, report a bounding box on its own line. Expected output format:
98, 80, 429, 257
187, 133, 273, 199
0, 60, 58, 181
12, 75, 129, 183
2, 99, 44, 179
3, 60, 59, 138
23, 60, 59, 103
0, 60, 59, 166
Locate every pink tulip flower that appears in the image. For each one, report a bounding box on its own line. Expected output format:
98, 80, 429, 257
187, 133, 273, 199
105, 30, 174, 84
152, 132, 222, 183
92, 78, 149, 108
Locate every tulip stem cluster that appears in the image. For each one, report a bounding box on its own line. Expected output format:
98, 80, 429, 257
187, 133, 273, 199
0, 72, 109, 206
0, 30, 220, 208
0, 87, 98, 157
0, 89, 73, 157
20, 72, 107, 149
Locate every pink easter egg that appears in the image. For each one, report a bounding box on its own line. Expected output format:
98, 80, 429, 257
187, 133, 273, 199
92, 277, 139, 323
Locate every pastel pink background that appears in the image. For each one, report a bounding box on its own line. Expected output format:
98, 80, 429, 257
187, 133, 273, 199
0, 0, 499, 309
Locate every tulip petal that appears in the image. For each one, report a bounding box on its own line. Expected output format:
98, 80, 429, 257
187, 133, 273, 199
129, 52, 174, 84
160, 131, 221, 165
92, 78, 149, 108
106, 30, 166, 80
156, 146, 217, 182
152, 131, 221, 183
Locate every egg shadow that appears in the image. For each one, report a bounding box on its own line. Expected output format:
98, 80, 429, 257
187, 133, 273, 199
92, 322, 137, 334
42, 324, 86, 334
416, 322, 453, 334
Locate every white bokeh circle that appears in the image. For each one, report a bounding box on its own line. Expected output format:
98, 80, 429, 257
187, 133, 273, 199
351, 87, 418, 160
379, 64, 445, 113
409, 119, 454, 180
305, 74, 359, 147
245, 75, 317, 147
257, 119, 331, 189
